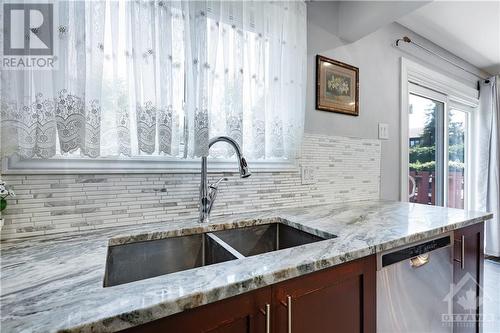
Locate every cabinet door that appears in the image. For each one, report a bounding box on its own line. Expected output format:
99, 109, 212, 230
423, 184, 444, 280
122, 286, 272, 333
273, 255, 376, 333
453, 222, 484, 333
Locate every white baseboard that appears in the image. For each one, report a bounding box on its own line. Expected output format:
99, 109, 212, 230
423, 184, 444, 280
485, 251, 500, 258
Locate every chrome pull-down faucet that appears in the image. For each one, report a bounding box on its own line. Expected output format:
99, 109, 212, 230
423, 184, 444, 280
200, 136, 251, 223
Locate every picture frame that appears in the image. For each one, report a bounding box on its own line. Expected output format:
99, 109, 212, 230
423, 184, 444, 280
316, 55, 359, 116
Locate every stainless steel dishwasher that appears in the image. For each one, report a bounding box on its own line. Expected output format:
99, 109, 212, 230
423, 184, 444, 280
377, 232, 454, 333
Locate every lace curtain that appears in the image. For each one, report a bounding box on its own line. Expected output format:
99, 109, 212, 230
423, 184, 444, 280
1, 0, 307, 161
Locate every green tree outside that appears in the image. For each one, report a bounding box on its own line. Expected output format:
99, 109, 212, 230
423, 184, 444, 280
409, 105, 465, 171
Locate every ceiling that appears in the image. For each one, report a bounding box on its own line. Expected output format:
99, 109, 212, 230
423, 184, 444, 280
308, 1, 429, 43
398, 1, 500, 75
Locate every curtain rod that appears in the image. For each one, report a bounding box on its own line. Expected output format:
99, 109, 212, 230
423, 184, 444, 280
395, 36, 489, 81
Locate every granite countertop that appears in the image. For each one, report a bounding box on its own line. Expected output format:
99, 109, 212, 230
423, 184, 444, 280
0, 200, 493, 333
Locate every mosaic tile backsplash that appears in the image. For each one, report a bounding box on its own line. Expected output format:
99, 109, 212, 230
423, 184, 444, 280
0, 134, 381, 239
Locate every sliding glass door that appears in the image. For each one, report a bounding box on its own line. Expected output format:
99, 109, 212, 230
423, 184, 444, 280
408, 90, 445, 206
447, 108, 467, 209
407, 83, 470, 208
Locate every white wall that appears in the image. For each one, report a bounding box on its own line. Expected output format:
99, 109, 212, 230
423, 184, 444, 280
306, 17, 483, 200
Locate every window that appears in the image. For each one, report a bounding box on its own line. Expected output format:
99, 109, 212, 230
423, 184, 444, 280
1, 1, 307, 172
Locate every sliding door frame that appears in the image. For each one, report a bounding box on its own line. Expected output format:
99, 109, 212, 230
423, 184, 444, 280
400, 58, 479, 205
449, 101, 475, 210
408, 83, 447, 206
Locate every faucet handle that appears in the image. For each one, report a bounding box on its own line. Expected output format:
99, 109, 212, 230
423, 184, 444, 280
207, 177, 228, 215
209, 177, 228, 190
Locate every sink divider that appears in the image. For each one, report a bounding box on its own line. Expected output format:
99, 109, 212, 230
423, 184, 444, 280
206, 233, 246, 260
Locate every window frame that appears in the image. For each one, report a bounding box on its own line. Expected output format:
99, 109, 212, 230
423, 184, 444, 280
400, 57, 479, 207
1, 155, 299, 174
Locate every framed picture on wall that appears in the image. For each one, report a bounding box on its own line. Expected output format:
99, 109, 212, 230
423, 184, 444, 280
316, 55, 359, 116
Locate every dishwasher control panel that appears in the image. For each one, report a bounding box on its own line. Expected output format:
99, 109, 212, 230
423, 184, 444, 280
381, 235, 451, 268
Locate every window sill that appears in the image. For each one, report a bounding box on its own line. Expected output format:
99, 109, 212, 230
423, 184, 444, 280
1, 155, 299, 174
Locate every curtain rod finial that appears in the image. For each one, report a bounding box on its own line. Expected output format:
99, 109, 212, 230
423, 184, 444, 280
396, 36, 412, 46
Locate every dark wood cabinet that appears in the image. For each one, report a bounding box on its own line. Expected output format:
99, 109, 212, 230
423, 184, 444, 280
122, 286, 272, 333
272, 255, 376, 333
122, 255, 376, 333
453, 222, 484, 333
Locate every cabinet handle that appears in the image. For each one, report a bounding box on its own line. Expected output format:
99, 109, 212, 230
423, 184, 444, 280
279, 295, 292, 332
287, 295, 292, 333
454, 235, 465, 269
461, 235, 465, 269
265, 303, 271, 333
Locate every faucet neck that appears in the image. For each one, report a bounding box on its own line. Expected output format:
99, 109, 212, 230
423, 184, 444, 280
199, 136, 251, 223
209, 136, 251, 178
200, 156, 209, 223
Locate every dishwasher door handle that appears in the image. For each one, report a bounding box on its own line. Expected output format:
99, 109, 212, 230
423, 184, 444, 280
410, 253, 429, 268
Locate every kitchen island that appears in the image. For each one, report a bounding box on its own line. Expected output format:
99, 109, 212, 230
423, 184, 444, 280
0, 200, 492, 332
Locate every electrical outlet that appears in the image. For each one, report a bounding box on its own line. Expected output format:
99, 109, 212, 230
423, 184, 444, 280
301, 165, 316, 185
378, 123, 389, 140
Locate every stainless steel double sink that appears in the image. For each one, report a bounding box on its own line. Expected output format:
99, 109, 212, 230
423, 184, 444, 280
104, 222, 336, 287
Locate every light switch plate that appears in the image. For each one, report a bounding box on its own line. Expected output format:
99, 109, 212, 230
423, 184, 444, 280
301, 165, 316, 185
378, 123, 389, 140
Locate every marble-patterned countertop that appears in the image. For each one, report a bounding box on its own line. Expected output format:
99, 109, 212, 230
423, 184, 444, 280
0, 200, 492, 333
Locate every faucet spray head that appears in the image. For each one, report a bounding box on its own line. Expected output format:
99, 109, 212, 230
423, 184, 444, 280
239, 156, 251, 178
